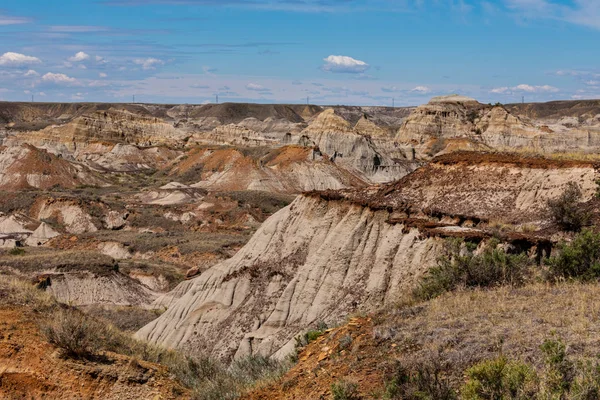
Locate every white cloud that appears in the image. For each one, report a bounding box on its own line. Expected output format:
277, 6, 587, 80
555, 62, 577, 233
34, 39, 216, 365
99, 72, 108, 78
321, 55, 370, 74
505, 0, 600, 30
68, 51, 90, 62
491, 87, 510, 94
0, 52, 41, 67
42, 72, 78, 85
411, 86, 431, 94
49, 25, 109, 32
24, 69, 39, 77
514, 84, 559, 93
134, 58, 164, 70
490, 84, 559, 94
0, 14, 31, 25
246, 83, 269, 91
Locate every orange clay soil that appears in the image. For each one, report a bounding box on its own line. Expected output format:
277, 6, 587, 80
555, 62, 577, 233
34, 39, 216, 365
0, 307, 190, 399
243, 317, 397, 400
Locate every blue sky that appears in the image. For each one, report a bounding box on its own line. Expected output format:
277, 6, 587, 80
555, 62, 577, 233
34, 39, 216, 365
0, 0, 599, 106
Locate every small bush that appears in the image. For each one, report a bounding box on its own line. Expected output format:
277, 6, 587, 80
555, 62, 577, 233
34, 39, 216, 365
547, 182, 590, 232
384, 357, 456, 400
545, 229, 600, 282
461, 357, 539, 400
331, 380, 360, 400
8, 247, 25, 256
40, 309, 109, 359
295, 322, 329, 349
414, 239, 531, 300
570, 360, 600, 399
540, 338, 575, 397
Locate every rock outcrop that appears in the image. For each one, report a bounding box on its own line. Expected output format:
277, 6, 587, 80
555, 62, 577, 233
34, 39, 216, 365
168, 145, 367, 193
0, 144, 106, 190
137, 153, 599, 362
137, 195, 444, 361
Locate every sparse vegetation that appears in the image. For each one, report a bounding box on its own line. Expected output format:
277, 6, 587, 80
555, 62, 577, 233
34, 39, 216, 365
414, 238, 531, 300
0, 249, 118, 275
331, 379, 360, 400
218, 190, 295, 215
547, 182, 590, 231
8, 247, 25, 256
295, 321, 329, 349
461, 357, 538, 399
40, 308, 108, 359
545, 229, 600, 282
384, 356, 456, 400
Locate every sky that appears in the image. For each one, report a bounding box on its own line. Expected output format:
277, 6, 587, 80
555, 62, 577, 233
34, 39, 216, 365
0, 0, 599, 106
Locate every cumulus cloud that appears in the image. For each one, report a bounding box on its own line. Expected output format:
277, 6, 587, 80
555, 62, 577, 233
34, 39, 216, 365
246, 83, 270, 91
24, 70, 39, 77
490, 84, 559, 94
411, 86, 431, 94
321, 55, 370, 74
68, 52, 90, 62
42, 72, 78, 85
99, 72, 108, 78
134, 58, 164, 70
0, 52, 41, 67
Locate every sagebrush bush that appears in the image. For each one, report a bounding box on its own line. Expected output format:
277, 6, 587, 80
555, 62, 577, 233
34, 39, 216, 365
40, 309, 109, 359
384, 356, 456, 400
414, 239, 531, 300
331, 380, 360, 400
461, 357, 539, 400
547, 182, 590, 232
540, 338, 575, 398
545, 229, 600, 281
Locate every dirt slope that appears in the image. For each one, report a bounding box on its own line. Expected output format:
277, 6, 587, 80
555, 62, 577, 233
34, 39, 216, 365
245, 284, 600, 399
0, 305, 188, 399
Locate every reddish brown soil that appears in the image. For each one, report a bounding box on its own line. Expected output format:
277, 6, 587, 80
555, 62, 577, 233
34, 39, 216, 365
244, 317, 395, 400
0, 307, 189, 399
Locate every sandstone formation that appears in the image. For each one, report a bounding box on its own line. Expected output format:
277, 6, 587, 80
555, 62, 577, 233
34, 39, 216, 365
137, 152, 596, 361
0, 144, 106, 190
169, 146, 367, 193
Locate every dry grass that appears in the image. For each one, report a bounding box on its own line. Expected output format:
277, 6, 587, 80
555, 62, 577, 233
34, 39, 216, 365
0, 249, 117, 276
0, 275, 289, 398
0, 275, 56, 311
495, 146, 600, 162
80, 305, 165, 333
376, 283, 600, 386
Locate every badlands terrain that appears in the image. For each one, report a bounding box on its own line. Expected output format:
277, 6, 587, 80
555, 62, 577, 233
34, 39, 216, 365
3, 95, 600, 398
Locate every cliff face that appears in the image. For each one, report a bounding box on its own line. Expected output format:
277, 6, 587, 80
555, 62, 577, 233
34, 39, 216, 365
169, 145, 367, 193
397, 96, 600, 157
0, 144, 106, 190
137, 153, 599, 362
136, 195, 443, 361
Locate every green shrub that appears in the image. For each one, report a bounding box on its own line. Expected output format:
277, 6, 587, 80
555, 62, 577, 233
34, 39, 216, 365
384, 357, 456, 400
540, 338, 574, 397
547, 182, 590, 232
331, 380, 360, 400
569, 360, 600, 399
461, 357, 539, 400
8, 247, 25, 256
545, 229, 600, 281
414, 239, 530, 300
